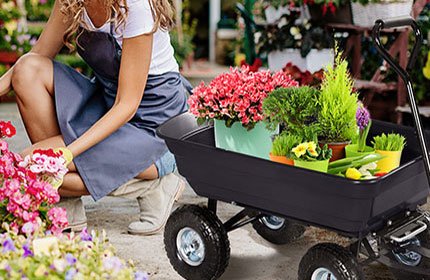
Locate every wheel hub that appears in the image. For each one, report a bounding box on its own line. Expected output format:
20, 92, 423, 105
261, 215, 285, 230
176, 227, 206, 266
311, 267, 338, 280
392, 238, 422, 267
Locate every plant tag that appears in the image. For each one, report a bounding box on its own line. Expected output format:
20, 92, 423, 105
33, 236, 59, 256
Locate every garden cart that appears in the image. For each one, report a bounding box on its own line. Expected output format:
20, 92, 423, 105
157, 17, 430, 280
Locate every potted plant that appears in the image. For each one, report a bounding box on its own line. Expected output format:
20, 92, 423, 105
270, 132, 301, 165
291, 141, 332, 172
350, 0, 413, 27
263, 86, 320, 141
188, 66, 298, 159
318, 51, 358, 161
372, 133, 406, 173
255, 9, 334, 72
345, 102, 375, 157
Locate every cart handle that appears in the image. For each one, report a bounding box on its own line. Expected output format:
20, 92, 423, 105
372, 17, 430, 188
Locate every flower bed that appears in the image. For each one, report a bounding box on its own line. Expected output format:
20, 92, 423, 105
0, 121, 147, 279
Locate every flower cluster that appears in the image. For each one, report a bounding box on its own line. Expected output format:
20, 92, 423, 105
19, 148, 69, 189
188, 66, 298, 130
255, 9, 333, 58
356, 102, 372, 152
0, 121, 68, 235
283, 62, 324, 87
0, 228, 148, 280
291, 141, 332, 161
0, 121, 16, 138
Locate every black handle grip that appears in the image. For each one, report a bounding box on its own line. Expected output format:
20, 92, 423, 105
375, 16, 416, 29
372, 16, 422, 72
372, 18, 430, 190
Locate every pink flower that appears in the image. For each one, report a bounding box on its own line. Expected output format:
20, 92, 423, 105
0, 140, 8, 152
48, 207, 68, 235
188, 67, 298, 129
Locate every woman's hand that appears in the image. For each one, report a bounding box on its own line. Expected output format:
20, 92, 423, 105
67, 33, 154, 157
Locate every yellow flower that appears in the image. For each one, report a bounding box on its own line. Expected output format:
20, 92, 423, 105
346, 168, 362, 180
308, 148, 318, 157
4, 21, 17, 36
234, 53, 246, 67
292, 143, 308, 158
35, 265, 47, 277
423, 51, 430, 80
306, 141, 317, 151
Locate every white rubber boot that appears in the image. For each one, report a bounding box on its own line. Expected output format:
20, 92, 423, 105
126, 173, 185, 235
57, 197, 87, 232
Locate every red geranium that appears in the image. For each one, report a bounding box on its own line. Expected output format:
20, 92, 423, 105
0, 121, 16, 138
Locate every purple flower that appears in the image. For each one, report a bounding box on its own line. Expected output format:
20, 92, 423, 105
103, 256, 123, 271
22, 243, 33, 258
79, 228, 92, 242
135, 271, 149, 280
2, 238, 16, 253
356, 102, 370, 130
65, 253, 77, 265
65, 268, 77, 280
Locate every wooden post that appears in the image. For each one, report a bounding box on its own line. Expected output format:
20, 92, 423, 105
15, 0, 27, 32
209, 0, 221, 62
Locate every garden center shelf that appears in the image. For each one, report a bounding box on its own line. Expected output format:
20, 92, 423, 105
158, 112, 429, 237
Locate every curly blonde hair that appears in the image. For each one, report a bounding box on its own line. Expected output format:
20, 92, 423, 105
59, 0, 175, 51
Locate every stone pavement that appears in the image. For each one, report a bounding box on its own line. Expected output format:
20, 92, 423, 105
0, 103, 405, 279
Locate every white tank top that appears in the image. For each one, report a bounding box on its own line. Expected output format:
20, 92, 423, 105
82, 0, 179, 75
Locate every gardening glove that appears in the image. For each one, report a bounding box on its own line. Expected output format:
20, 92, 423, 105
50, 147, 73, 189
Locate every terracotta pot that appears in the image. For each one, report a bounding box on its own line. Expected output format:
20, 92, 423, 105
319, 141, 350, 162
269, 153, 294, 166
308, 3, 353, 24
0, 51, 18, 64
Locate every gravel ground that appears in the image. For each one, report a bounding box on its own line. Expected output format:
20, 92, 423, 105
2, 102, 427, 279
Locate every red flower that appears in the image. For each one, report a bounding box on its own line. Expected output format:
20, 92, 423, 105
0, 121, 16, 138
33, 148, 63, 158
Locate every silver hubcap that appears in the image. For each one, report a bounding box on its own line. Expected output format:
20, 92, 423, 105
261, 215, 285, 230
393, 238, 422, 267
176, 227, 205, 266
311, 267, 338, 280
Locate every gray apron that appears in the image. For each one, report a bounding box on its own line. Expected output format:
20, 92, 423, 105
53, 21, 187, 200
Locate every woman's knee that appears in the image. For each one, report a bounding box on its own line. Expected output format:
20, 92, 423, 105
11, 54, 53, 94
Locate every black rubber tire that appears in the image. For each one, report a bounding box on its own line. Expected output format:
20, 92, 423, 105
164, 205, 230, 280
252, 216, 305, 245
390, 229, 430, 280
298, 243, 365, 280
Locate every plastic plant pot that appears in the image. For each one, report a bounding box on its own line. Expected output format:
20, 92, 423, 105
345, 144, 375, 158
375, 150, 402, 173
294, 159, 330, 173
214, 119, 275, 160
269, 153, 294, 165
319, 141, 350, 162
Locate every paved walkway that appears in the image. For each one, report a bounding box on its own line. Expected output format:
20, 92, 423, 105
0, 103, 409, 279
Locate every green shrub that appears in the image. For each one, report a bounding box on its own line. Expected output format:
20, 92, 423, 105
271, 132, 302, 157
318, 51, 358, 142
263, 86, 320, 141
372, 133, 406, 151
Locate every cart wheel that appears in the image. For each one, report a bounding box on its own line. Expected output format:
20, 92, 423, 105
164, 205, 230, 280
298, 243, 364, 280
390, 230, 430, 280
252, 215, 305, 245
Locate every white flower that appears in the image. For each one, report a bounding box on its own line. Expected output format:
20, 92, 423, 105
278, 17, 288, 28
